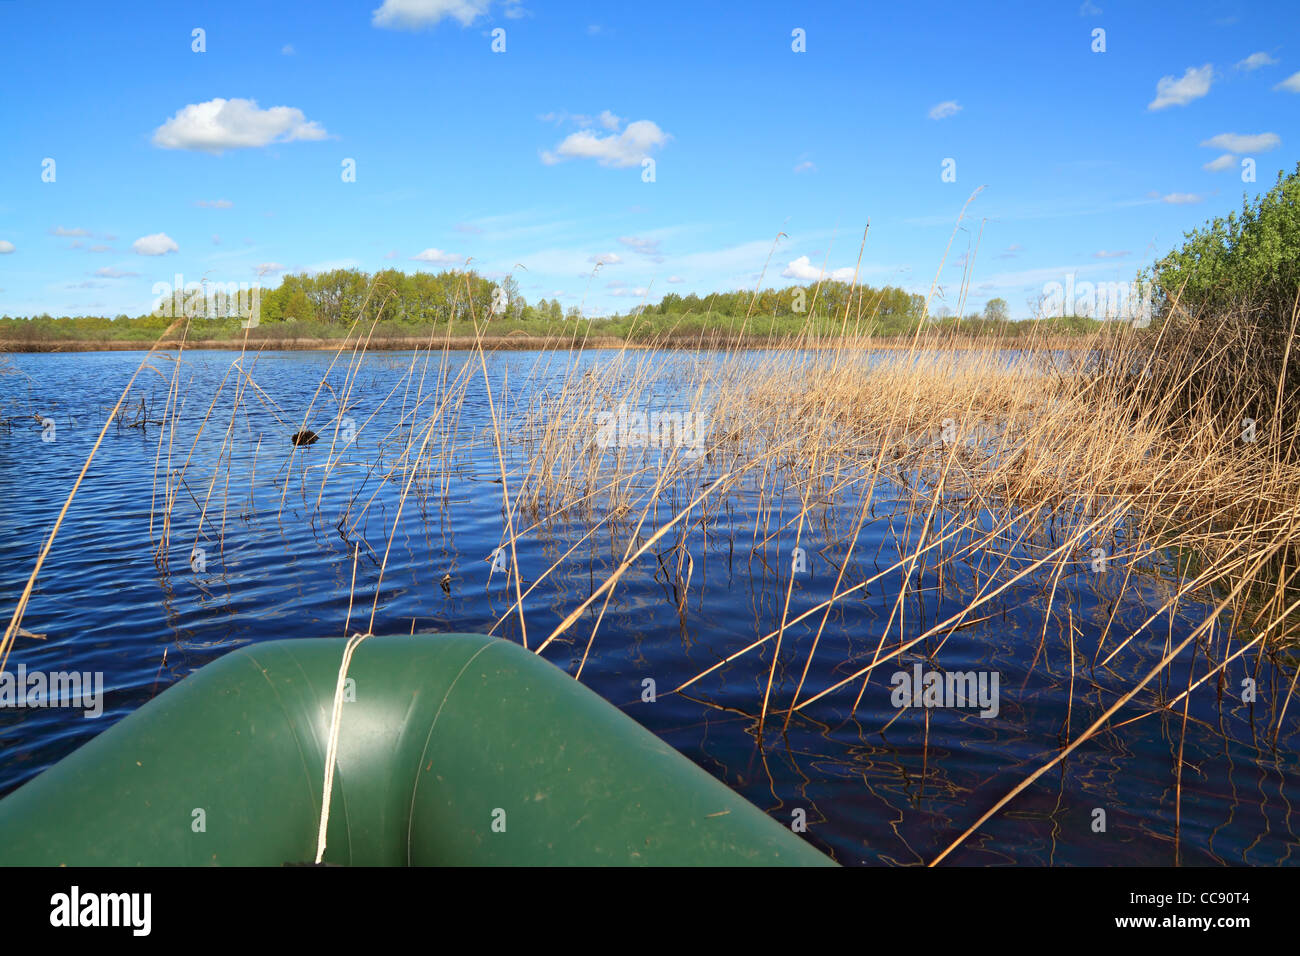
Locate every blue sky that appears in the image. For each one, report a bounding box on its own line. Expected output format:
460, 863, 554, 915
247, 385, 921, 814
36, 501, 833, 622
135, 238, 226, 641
1, 0, 1297, 319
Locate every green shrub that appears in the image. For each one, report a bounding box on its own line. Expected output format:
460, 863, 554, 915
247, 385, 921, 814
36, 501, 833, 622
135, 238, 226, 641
1129, 162, 1300, 449
1149, 162, 1300, 321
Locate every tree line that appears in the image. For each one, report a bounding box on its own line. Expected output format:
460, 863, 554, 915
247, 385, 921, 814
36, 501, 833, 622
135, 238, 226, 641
257, 271, 933, 326
1, 271, 938, 327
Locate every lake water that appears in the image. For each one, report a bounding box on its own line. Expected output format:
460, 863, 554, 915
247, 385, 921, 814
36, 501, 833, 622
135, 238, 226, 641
1, 348, 1296, 865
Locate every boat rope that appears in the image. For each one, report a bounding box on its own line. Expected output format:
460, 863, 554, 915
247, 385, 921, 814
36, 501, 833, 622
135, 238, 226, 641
314, 631, 373, 864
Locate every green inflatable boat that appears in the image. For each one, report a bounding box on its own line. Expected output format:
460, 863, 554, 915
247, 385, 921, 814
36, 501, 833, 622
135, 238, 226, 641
0, 633, 834, 866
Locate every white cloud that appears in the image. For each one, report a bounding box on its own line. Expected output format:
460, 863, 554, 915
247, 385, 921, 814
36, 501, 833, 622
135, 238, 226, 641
541, 119, 669, 168
255, 263, 286, 276
618, 236, 664, 262
1236, 52, 1278, 70
196, 199, 234, 208
411, 248, 461, 264
1275, 71, 1300, 92
1092, 250, 1129, 259
793, 160, 816, 173
1148, 64, 1213, 110
95, 267, 139, 278
609, 286, 649, 298
1161, 193, 1204, 205
928, 100, 962, 120
538, 110, 623, 130
1079, 1, 1102, 14
50, 226, 91, 237
588, 252, 622, 266
666, 275, 684, 284
281, 44, 295, 55
152, 98, 328, 153
132, 233, 179, 255
782, 256, 855, 282
1200, 132, 1280, 152
0, 240, 14, 254
372, 0, 493, 29
1202, 153, 1236, 172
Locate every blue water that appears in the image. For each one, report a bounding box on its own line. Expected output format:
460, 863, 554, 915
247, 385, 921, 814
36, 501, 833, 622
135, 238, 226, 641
0, 348, 1296, 865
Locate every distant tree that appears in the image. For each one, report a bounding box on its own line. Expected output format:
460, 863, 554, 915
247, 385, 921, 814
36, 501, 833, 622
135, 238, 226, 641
283, 288, 314, 321
659, 292, 683, 313
983, 297, 1009, 322
493, 275, 522, 320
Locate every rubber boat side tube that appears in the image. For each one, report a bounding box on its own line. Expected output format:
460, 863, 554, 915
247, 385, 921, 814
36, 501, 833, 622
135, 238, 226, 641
0, 633, 835, 866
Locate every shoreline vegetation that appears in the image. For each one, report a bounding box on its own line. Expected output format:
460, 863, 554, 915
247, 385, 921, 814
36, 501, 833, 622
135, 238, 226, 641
0, 331, 1121, 353
0, 299, 1121, 353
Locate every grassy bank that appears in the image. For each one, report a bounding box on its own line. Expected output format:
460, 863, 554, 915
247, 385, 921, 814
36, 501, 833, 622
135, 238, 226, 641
0, 312, 1124, 352
0, 286, 1127, 352
0, 332, 1115, 353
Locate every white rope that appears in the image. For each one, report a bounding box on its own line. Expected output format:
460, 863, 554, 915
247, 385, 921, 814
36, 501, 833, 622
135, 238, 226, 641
314, 631, 373, 864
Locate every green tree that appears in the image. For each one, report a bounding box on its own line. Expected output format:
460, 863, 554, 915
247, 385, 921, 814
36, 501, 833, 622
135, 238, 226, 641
283, 288, 314, 321
1149, 162, 1300, 321
983, 298, 1009, 322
